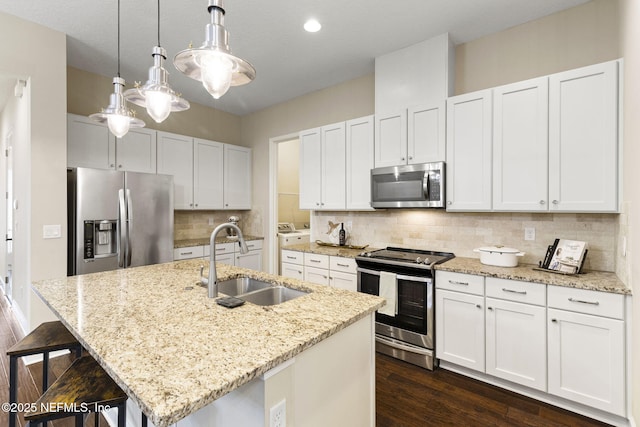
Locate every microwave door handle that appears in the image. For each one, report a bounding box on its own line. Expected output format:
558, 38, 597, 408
423, 172, 430, 200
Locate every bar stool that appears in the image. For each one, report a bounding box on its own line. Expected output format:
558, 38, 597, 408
24, 355, 127, 427
7, 320, 83, 427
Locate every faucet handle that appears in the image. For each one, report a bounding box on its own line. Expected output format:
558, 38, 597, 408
199, 265, 209, 285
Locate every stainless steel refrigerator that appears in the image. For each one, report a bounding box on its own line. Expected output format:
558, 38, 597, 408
67, 167, 174, 276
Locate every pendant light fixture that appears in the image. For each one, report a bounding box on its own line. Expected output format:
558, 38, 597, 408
90, 0, 144, 138
124, 0, 190, 123
173, 0, 256, 100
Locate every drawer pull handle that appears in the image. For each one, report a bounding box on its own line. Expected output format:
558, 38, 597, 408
502, 288, 527, 295
181, 251, 193, 255
310, 259, 322, 263
337, 263, 349, 267
476, 304, 482, 309
449, 280, 469, 286
487, 307, 493, 311
568, 297, 599, 306
551, 319, 558, 323
286, 256, 296, 259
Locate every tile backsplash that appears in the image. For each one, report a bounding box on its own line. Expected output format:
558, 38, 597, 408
174, 210, 262, 240
312, 210, 619, 272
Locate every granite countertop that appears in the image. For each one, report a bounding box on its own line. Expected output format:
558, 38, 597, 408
31, 261, 384, 427
282, 242, 381, 259
174, 235, 264, 248
436, 257, 631, 295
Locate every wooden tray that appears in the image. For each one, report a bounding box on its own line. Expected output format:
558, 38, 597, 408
315, 240, 369, 250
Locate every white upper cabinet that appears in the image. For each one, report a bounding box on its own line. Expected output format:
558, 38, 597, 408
446, 90, 493, 211
299, 122, 346, 210
157, 131, 194, 209
223, 144, 252, 209
67, 114, 116, 170
374, 102, 446, 168
549, 61, 619, 212
68, 114, 156, 173
195, 138, 224, 209
493, 77, 549, 211
115, 127, 157, 173
346, 115, 374, 210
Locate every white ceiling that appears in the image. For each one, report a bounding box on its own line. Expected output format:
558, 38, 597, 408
0, 0, 589, 116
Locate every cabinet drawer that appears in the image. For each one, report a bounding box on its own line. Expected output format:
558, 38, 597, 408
215, 242, 235, 255
330, 256, 357, 274
486, 278, 546, 306
304, 253, 330, 269
173, 245, 204, 260
281, 250, 304, 265
548, 286, 624, 319
245, 239, 263, 251
436, 271, 484, 296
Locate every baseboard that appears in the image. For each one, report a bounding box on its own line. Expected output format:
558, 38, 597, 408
439, 361, 631, 427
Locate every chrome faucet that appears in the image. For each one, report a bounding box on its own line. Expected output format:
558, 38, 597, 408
200, 222, 249, 298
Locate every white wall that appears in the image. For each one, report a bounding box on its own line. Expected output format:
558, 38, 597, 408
620, 0, 640, 422
0, 12, 67, 331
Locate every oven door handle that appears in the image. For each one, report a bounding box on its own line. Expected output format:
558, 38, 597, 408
376, 335, 432, 356
357, 267, 431, 283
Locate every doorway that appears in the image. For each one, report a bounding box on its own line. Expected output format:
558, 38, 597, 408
4, 133, 13, 303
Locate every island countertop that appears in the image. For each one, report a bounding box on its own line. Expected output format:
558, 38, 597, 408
31, 261, 385, 427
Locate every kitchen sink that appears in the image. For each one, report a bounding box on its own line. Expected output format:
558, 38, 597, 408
217, 277, 273, 296
239, 286, 309, 306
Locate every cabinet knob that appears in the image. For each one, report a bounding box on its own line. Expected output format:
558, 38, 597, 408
316, 202, 320, 206
551, 319, 558, 323
539, 200, 546, 205
487, 307, 493, 311
225, 203, 229, 207
401, 157, 405, 161
476, 304, 482, 309
447, 201, 452, 206
118, 164, 122, 168
408, 156, 413, 160
552, 200, 559, 205
195, 203, 198, 207
110, 164, 115, 168
189, 203, 193, 207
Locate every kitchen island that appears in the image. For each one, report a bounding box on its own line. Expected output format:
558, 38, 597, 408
31, 260, 385, 427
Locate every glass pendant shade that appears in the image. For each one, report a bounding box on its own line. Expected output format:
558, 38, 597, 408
124, 46, 190, 123
173, 0, 255, 99
90, 77, 145, 138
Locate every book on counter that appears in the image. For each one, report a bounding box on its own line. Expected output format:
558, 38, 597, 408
546, 239, 588, 274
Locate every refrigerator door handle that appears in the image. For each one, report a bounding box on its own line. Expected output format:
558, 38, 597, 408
118, 189, 126, 268
126, 189, 133, 268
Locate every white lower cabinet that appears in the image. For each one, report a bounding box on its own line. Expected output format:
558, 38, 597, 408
281, 250, 357, 291
173, 240, 263, 272
235, 240, 263, 270
436, 271, 627, 418
435, 288, 485, 371
305, 266, 330, 286
547, 286, 625, 416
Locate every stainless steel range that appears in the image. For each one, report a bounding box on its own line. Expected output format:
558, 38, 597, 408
356, 247, 455, 370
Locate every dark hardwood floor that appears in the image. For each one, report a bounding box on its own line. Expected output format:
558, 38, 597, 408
1, 293, 610, 427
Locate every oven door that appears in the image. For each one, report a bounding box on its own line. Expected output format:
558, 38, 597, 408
357, 266, 433, 349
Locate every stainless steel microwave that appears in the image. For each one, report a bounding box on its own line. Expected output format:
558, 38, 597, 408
370, 162, 445, 208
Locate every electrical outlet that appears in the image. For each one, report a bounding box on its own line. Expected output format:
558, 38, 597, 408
208, 217, 214, 226
524, 227, 535, 241
270, 399, 286, 427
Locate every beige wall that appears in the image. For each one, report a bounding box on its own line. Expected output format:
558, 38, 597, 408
455, 0, 620, 95
67, 67, 242, 145
621, 0, 639, 422
0, 12, 67, 330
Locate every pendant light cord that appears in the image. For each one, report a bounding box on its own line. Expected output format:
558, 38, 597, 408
117, 0, 121, 77
157, 0, 161, 47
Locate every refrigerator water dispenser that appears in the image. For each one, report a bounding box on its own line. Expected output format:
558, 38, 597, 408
84, 220, 117, 259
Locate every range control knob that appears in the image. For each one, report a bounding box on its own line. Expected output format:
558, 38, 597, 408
415, 257, 422, 264
423, 258, 431, 265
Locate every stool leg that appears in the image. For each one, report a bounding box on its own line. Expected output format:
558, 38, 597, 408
75, 345, 83, 359
75, 413, 83, 427
9, 355, 17, 427
42, 351, 49, 391
117, 402, 126, 427
142, 413, 148, 427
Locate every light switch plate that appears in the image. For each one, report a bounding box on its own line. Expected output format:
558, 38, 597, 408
524, 227, 535, 241
43, 224, 62, 239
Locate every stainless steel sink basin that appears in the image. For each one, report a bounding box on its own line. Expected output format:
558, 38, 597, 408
217, 277, 273, 296
238, 286, 309, 306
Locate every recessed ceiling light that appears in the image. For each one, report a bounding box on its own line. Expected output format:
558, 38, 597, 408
304, 19, 322, 33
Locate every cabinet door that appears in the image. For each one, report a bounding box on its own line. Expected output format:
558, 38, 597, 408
281, 262, 304, 280
435, 289, 485, 371
216, 253, 235, 266
116, 127, 157, 173
330, 271, 357, 292
408, 102, 446, 163
224, 144, 252, 209
374, 110, 407, 167
67, 114, 116, 169
321, 122, 346, 210
548, 308, 625, 415
346, 116, 374, 210
299, 128, 322, 209
305, 266, 330, 286
446, 90, 492, 211
194, 139, 224, 209
493, 78, 549, 211
485, 298, 546, 391
549, 61, 618, 212
157, 132, 194, 210
236, 250, 262, 271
